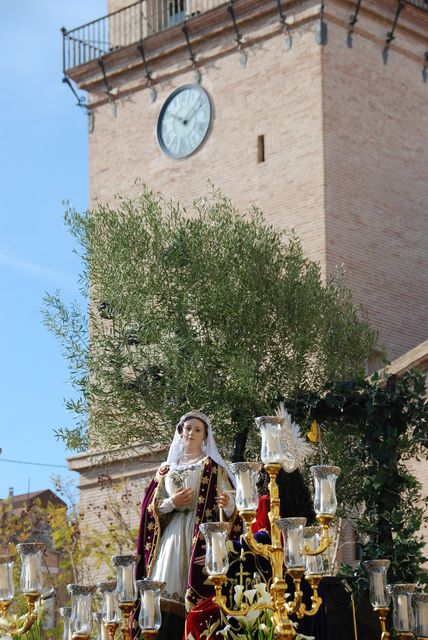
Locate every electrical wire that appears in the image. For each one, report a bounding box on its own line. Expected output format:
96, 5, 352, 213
0, 458, 67, 468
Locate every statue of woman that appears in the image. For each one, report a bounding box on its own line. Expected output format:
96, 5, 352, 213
136, 411, 240, 627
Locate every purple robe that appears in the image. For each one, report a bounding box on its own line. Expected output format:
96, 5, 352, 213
136, 457, 242, 611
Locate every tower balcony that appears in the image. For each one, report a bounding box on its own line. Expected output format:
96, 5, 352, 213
62, 0, 228, 72
62, 0, 427, 92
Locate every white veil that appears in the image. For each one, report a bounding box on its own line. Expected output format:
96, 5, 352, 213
165, 410, 236, 487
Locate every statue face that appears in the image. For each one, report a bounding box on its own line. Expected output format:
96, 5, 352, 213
181, 418, 206, 450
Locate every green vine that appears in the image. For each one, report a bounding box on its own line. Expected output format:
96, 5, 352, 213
287, 370, 428, 586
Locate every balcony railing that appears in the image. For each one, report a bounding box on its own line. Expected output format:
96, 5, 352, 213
61, 0, 225, 72
62, 0, 427, 72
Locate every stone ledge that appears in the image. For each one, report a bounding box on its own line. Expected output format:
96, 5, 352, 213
387, 338, 428, 376
67, 442, 167, 471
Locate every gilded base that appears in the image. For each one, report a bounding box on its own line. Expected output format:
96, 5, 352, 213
105, 622, 119, 640
141, 631, 159, 640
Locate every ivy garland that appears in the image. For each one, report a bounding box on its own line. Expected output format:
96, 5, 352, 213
286, 369, 428, 587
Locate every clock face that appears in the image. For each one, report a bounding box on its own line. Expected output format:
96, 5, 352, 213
157, 85, 212, 159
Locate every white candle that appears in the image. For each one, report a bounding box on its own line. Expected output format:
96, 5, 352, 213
319, 478, 333, 511
288, 530, 298, 557
211, 532, 225, 566
122, 567, 134, 599
104, 592, 115, 622
0, 564, 8, 591
372, 573, 385, 602
143, 590, 155, 629
266, 429, 280, 455
240, 470, 252, 501
417, 602, 428, 634
23, 555, 39, 591
397, 593, 410, 630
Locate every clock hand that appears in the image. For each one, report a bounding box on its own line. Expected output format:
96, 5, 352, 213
171, 113, 185, 124
182, 98, 203, 124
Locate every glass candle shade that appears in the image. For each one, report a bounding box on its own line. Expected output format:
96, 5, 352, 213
97, 581, 120, 624
255, 416, 285, 464
229, 462, 260, 512
93, 612, 109, 640
17, 542, 45, 594
310, 465, 340, 516
412, 592, 428, 637
199, 522, 229, 576
391, 584, 416, 633
59, 607, 72, 640
277, 517, 306, 568
111, 555, 138, 604
303, 527, 324, 575
136, 578, 164, 631
0, 555, 15, 601
362, 559, 391, 608
67, 584, 96, 637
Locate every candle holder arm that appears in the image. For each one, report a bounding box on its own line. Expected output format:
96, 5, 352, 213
303, 515, 333, 556
210, 575, 274, 618
294, 576, 323, 618
240, 512, 272, 559
283, 569, 304, 616
284, 588, 303, 617
373, 607, 391, 640
0, 594, 40, 637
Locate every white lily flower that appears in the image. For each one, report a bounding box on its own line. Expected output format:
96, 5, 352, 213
217, 624, 232, 637
243, 588, 257, 605
255, 582, 272, 605
234, 584, 244, 607
241, 608, 260, 625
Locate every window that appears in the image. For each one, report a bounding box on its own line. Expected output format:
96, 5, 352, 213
168, 0, 186, 26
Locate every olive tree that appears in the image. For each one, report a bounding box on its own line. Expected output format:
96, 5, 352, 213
44, 187, 376, 457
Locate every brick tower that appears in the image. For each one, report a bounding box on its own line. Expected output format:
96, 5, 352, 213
64, 0, 428, 362
63, 0, 428, 574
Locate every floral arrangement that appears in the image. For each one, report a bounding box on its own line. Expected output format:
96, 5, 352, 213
189, 583, 314, 640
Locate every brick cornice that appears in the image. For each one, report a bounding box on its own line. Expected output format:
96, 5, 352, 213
66, 0, 427, 109
66, 0, 322, 105
67, 442, 167, 472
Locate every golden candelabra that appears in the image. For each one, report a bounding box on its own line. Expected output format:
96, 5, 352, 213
373, 607, 391, 640
66, 560, 164, 640
0, 543, 46, 638
206, 462, 333, 640
117, 602, 134, 640
0, 592, 40, 637
104, 621, 119, 640
364, 562, 428, 640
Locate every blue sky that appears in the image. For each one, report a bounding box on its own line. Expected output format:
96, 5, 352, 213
0, 1, 106, 500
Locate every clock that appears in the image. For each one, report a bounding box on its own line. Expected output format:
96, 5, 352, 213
157, 84, 212, 159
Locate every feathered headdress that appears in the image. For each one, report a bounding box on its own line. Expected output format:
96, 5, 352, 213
274, 402, 315, 472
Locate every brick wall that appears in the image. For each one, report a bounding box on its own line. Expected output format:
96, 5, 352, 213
323, 0, 428, 360
68, 444, 166, 582
89, 8, 327, 269
85, 0, 428, 360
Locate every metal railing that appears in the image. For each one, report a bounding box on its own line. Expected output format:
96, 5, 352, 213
406, 0, 428, 10
62, 0, 225, 71
62, 0, 427, 72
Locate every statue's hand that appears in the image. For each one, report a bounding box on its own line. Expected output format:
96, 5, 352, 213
171, 488, 194, 507
216, 492, 231, 509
